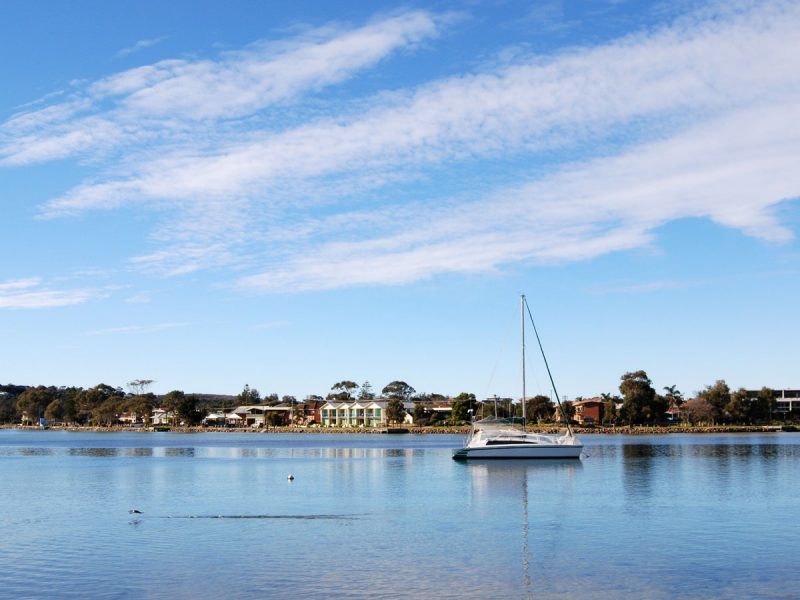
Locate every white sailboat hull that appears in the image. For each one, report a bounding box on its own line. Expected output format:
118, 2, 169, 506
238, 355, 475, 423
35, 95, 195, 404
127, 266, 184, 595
453, 442, 583, 460
452, 428, 583, 460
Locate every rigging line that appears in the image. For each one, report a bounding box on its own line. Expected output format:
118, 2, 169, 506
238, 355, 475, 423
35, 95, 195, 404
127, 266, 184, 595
481, 300, 518, 403
524, 297, 575, 438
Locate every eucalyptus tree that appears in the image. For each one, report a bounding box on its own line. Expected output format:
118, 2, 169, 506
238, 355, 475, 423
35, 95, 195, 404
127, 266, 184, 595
44, 398, 64, 424
329, 381, 359, 402
382, 381, 416, 401
127, 379, 154, 396
619, 370, 657, 425
16, 386, 59, 424
81, 384, 124, 425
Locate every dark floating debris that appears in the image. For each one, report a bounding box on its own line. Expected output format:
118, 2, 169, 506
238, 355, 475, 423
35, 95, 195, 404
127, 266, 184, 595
161, 514, 361, 520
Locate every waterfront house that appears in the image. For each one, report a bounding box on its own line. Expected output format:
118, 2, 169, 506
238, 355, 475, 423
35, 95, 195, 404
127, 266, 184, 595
320, 399, 415, 427
572, 398, 603, 425
118, 412, 141, 426
151, 408, 173, 426
297, 400, 323, 425
231, 405, 293, 427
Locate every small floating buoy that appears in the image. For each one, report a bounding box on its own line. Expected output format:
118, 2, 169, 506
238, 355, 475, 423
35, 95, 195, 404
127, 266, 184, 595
287, 474, 294, 481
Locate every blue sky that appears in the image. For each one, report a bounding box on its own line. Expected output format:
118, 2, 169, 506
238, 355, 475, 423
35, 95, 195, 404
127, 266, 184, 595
1, 0, 798, 400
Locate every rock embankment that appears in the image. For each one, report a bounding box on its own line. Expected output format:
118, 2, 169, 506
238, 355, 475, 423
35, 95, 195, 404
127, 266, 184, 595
0, 424, 786, 434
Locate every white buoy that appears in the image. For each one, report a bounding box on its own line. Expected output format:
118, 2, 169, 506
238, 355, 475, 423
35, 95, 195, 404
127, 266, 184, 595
287, 474, 294, 481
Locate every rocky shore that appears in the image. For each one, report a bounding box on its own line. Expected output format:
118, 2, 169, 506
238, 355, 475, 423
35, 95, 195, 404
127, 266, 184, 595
1, 424, 788, 434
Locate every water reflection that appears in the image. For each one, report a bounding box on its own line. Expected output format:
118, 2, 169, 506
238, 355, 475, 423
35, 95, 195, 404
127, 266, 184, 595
69, 447, 119, 457
462, 460, 582, 598
622, 445, 655, 499
14, 447, 56, 456
464, 459, 582, 494
164, 447, 195, 458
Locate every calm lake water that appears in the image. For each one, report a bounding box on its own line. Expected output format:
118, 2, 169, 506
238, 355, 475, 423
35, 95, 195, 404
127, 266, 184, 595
1, 430, 799, 599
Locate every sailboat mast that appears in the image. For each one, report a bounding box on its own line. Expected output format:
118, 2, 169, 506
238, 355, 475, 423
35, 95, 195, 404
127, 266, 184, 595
523, 297, 575, 438
521, 294, 526, 432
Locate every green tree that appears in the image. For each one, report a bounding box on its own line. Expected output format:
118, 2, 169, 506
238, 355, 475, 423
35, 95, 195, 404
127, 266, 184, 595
163, 390, 203, 426
749, 387, 776, 422
451, 392, 475, 424
412, 402, 428, 425
127, 379, 154, 395
619, 370, 657, 425
62, 387, 81, 424
265, 411, 284, 427
697, 380, 731, 423
44, 398, 64, 424
16, 386, 58, 424
600, 393, 619, 425
382, 381, 416, 401
92, 398, 121, 426
725, 388, 749, 424
163, 390, 186, 425
80, 384, 124, 425
125, 393, 156, 425
0, 385, 26, 423
525, 395, 555, 422
358, 381, 376, 401
385, 398, 407, 424
663, 385, 684, 407
178, 394, 204, 426
328, 381, 358, 402
237, 384, 261, 405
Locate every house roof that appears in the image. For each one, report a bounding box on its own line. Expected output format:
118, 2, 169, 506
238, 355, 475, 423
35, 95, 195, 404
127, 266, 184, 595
572, 398, 603, 406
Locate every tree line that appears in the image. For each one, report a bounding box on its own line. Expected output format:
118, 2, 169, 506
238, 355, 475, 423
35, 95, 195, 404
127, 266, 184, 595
595, 371, 784, 426
0, 372, 793, 427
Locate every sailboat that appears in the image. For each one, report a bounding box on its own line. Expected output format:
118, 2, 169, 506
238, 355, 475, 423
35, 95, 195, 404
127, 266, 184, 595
452, 295, 583, 460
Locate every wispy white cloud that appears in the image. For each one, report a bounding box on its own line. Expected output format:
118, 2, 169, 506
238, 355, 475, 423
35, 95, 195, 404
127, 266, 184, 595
39, 1, 800, 216
3, 1, 799, 293
0, 277, 97, 309
115, 37, 167, 59
0, 10, 443, 166
83, 322, 188, 336
0, 277, 41, 292
235, 101, 800, 292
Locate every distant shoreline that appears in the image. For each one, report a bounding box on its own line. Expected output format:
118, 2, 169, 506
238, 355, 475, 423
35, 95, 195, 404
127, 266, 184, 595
0, 424, 791, 435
